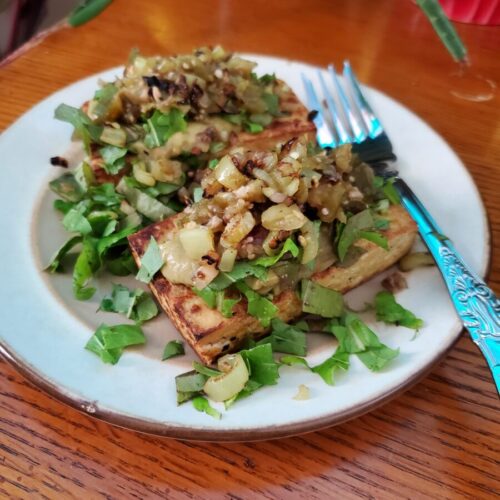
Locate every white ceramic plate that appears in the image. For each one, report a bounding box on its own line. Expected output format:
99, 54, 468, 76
0, 56, 489, 441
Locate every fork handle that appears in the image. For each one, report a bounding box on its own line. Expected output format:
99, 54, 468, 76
394, 178, 500, 393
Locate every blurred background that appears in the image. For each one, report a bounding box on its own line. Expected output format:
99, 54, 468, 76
0, 0, 79, 58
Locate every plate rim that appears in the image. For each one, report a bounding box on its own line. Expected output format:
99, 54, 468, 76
0, 54, 491, 441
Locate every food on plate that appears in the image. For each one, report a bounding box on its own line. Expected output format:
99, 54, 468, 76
128, 138, 417, 364
46, 47, 423, 415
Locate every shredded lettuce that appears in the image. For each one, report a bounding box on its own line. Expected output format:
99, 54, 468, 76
100, 145, 127, 175
258, 318, 307, 356
144, 108, 187, 148
236, 282, 278, 327
45, 235, 82, 273
73, 238, 99, 300
253, 237, 299, 267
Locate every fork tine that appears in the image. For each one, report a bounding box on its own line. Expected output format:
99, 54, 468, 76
318, 70, 350, 145
328, 64, 367, 143
301, 73, 336, 148
343, 61, 383, 139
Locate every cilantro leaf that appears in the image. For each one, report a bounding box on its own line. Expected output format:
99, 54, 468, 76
162, 340, 185, 360
236, 282, 278, 327
301, 279, 344, 318
96, 225, 138, 257
63, 207, 92, 235
216, 291, 240, 318
262, 92, 279, 115
144, 109, 187, 148
193, 186, 203, 203
192, 396, 221, 420
193, 362, 221, 377
253, 237, 299, 267
374, 291, 424, 330
49, 172, 85, 202
209, 261, 267, 291
136, 236, 163, 283
193, 287, 217, 308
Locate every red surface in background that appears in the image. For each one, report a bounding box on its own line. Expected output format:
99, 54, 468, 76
440, 0, 500, 24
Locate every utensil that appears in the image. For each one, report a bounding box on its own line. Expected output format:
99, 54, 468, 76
302, 63, 500, 393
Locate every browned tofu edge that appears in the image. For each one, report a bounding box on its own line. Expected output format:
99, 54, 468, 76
128, 205, 417, 365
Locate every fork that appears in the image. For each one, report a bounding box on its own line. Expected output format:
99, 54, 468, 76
302, 63, 500, 393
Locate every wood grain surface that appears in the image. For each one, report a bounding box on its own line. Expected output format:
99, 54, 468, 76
0, 0, 499, 498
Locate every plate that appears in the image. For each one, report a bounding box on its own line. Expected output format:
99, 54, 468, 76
0, 55, 489, 441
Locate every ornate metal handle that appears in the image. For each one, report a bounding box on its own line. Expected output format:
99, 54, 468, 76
395, 178, 500, 393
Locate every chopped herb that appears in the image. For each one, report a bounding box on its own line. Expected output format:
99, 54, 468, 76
144, 108, 187, 148
209, 261, 267, 290
162, 340, 185, 360
374, 291, 424, 330
382, 178, 400, 204
258, 318, 307, 356
100, 145, 127, 175
280, 355, 310, 369
62, 207, 92, 235
311, 348, 349, 385
136, 237, 163, 283
208, 159, 219, 169
85, 323, 146, 364
253, 237, 299, 267
45, 235, 82, 273
193, 286, 217, 308
331, 313, 399, 371
49, 173, 84, 202
99, 283, 158, 322
192, 396, 221, 420
216, 291, 240, 318
240, 343, 279, 386
262, 92, 279, 115
96, 225, 138, 256
105, 250, 137, 276
245, 122, 264, 134
193, 362, 221, 377
301, 279, 344, 318
236, 282, 278, 327
193, 186, 204, 203
73, 237, 99, 300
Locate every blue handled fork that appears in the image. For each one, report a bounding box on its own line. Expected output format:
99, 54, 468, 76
302, 63, 500, 393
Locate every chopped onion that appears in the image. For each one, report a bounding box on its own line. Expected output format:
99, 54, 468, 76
133, 163, 156, 186
204, 354, 249, 402
178, 226, 214, 260
213, 155, 248, 190
300, 219, 320, 264
220, 211, 255, 247
219, 248, 237, 272
398, 252, 435, 272
293, 384, 310, 401
100, 126, 127, 147
261, 204, 307, 231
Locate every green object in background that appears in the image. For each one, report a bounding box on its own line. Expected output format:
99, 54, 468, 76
416, 0, 467, 62
68, 0, 113, 27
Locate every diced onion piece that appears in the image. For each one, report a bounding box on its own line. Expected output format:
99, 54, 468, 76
293, 384, 310, 401
253, 168, 278, 188
178, 226, 214, 261
219, 248, 237, 272
398, 252, 435, 272
300, 219, 320, 264
192, 262, 219, 289
217, 354, 238, 373
160, 237, 199, 286
100, 126, 127, 147
133, 163, 156, 186
220, 211, 255, 248
261, 203, 307, 231
283, 177, 300, 197
213, 155, 248, 190
204, 354, 249, 402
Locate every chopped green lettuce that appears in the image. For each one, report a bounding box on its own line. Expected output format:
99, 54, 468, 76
239, 343, 279, 386
192, 396, 221, 420
311, 348, 349, 385
236, 282, 278, 327
99, 283, 158, 322
100, 145, 127, 175
73, 238, 99, 300
253, 237, 299, 267
144, 109, 187, 148
45, 235, 82, 273
258, 318, 307, 356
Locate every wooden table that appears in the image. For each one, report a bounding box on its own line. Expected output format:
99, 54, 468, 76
0, 0, 498, 497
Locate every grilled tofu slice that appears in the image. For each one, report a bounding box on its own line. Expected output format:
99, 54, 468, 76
128, 205, 417, 365
91, 80, 315, 184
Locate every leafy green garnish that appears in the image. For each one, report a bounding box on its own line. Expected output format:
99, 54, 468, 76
262, 93, 279, 115
54, 103, 102, 152
301, 279, 344, 318
85, 323, 146, 364
99, 283, 158, 323
337, 209, 388, 261
63, 206, 93, 235
45, 235, 82, 273
208, 159, 219, 169
136, 236, 163, 283
192, 396, 221, 420
193, 186, 203, 203
236, 282, 278, 327
253, 237, 299, 267
96, 225, 137, 257
73, 238, 99, 300
49, 172, 85, 202
216, 291, 240, 318
144, 109, 187, 148
240, 343, 279, 386
100, 145, 127, 175
331, 313, 399, 371
374, 291, 424, 330
245, 122, 264, 133
162, 340, 185, 360
382, 178, 400, 204
258, 318, 307, 356
311, 348, 350, 385
209, 261, 267, 290
193, 286, 217, 308
193, 362, 221, 377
